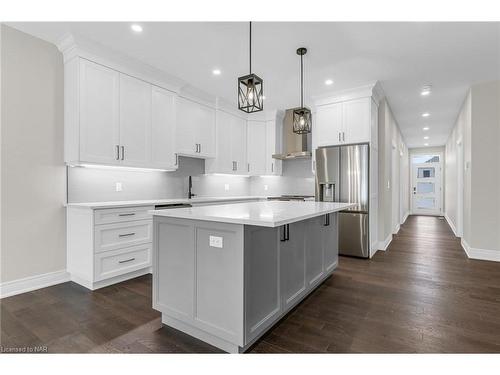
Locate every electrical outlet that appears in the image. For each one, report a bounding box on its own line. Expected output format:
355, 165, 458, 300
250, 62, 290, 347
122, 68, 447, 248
209, 235, 223, 248
115, 182, 123, 192
264, 184, 268, 191
224, 184, 230, 191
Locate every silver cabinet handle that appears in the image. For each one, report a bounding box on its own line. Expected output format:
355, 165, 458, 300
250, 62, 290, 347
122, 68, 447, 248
235, 161, 237, 171
343, 132, 345, 142
121, 146, 125, 160
199, 143, 202, 153
338, 132, 341, 142
119, 257, 135, 264
247, 163, 250, 172
118, 232, 135, 237
324, 214, 330, 226
271, 163, 274, 173
195, 144, 198, 153
116, 145, 120, 160
174, 153, 178, 166
118, 213, 136, 217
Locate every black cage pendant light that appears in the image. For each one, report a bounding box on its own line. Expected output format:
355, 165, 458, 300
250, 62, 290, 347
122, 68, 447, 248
238, 22, 263, 113
293, 48, 312, 134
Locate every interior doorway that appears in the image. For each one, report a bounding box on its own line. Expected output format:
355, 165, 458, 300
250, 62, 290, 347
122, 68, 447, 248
410, 152, 443, 216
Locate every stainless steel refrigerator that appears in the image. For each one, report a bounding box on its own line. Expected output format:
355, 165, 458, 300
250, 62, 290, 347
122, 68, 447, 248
315, 144, 370, 258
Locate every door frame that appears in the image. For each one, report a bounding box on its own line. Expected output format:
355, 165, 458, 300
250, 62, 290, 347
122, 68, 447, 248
456, 138, 464, 236
409, 150, 444, 216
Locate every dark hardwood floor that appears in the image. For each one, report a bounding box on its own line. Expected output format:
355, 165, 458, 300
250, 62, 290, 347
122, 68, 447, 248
2, 215, 500, 353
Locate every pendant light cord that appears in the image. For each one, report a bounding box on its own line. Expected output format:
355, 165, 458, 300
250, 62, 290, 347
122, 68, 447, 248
249, 21, 252, 74
300, 53, 304, 108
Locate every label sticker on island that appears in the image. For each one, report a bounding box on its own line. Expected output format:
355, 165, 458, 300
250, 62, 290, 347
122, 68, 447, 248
209, 235, 223, 248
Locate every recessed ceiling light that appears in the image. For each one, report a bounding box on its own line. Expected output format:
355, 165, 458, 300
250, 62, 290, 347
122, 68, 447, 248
212, 69, 221, 76
423, 127, 430, 131
131, 24, 143, 33
325, 79, 334, 86
422, 112, 430, 117
424, 143, 429, 146
421, 85, 432, 96
424, 136, 429, 140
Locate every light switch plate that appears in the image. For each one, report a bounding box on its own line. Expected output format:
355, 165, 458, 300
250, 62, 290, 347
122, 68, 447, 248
115, 182, 123, 192
209, 235, 223, 248
264, 184, 268, 191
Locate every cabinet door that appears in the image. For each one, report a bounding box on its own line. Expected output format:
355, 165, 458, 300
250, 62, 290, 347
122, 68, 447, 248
280, 221, 306, 310
323, 213, 338, 273
315, 102, 342, 147
151, 86, 177, 169
195, 104, 216, 158
266, 119, 282, 175
343, 98, 370, 144
207, 110, 232, 173
247, 121, 267, 175
119, 74, 152, 167
176, 97, 198, 156
79, 60, 120, 164
305, 216, 325, 287
231, 116, 247, 174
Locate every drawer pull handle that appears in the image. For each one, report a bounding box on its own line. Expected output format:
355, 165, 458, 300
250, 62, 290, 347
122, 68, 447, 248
118, 213, 136, 217
118, 232, 136, 238
118, 257, 136, 264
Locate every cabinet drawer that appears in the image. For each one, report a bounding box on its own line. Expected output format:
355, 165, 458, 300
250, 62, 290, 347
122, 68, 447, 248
94, 244, 152, 282
94, 206, 154, 225
94, 220, 152, 253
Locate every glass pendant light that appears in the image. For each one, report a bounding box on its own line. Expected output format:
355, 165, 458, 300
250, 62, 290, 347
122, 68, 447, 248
238, 22, 263, 113
293, 47, 312, 134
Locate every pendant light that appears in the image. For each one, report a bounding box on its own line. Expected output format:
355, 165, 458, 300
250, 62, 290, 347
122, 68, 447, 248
238, 22, 264, 113
293, 47, 312, 134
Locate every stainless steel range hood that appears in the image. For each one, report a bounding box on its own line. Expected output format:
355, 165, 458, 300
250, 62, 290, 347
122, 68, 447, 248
272, 108, 312, 160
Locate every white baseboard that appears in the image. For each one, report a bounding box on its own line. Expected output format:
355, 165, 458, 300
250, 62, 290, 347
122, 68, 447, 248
444, 213, 458, 237
378, 234, 393, 251
0, 269, 70, 299
393, 224, 400, 235
402, 211, 409, 224
461, 239, 500, 262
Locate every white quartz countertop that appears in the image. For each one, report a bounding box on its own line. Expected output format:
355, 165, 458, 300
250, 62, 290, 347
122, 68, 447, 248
65, 196, 266, 209
150, 201, 355, 227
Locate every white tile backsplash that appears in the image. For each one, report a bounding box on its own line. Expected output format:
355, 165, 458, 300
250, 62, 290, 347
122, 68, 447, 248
67, 156, 315, 203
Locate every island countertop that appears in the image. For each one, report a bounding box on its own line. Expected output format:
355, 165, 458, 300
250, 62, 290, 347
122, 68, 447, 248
150, 200, 355, 227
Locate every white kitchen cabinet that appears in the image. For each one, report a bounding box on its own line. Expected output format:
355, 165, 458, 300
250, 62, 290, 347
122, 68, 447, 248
206, 110, 247, 174
247, 121, 267, 175
343, 98, 371, 144
151, 87, 177, 169
119, 74, 152, 167
176, 97, 216, 158
315, 102, 343, 147
78, 59, 120, 165
314, 97, 372, 147
65, 57, 178, 170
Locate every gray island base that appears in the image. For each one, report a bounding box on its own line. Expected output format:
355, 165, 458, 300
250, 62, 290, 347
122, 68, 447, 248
151, 201, 353, 353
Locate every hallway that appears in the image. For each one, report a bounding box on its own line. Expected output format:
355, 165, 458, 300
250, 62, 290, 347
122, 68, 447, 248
2, 215, 500, 353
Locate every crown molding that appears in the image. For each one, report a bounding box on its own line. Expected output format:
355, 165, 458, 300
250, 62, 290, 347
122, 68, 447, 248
312, 81, 385, 107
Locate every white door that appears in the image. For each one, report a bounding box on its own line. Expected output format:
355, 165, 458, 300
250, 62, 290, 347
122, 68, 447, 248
151, 86, 177, 169
343, 98, 370, 145
119, 74, 152, 167
411, 155, 442, 215
79, 59, 120, 164
247, 121, 267, 175
315, 102, 343, 147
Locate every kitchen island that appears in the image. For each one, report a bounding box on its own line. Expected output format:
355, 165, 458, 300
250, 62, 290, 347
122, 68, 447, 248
151, 201, 353, 353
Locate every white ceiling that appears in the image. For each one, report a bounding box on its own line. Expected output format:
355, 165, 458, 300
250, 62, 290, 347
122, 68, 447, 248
8, 22, 500, 147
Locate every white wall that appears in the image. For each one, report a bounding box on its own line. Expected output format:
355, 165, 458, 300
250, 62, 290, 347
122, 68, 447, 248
1, 25, 66, 283
378, 98, 409, 248
445, 81, 500, 259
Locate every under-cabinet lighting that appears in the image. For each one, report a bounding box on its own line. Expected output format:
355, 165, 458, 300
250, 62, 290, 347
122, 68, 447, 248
424, 136, 429, 140
68, 164, 175, 173
325, 79, 334, 86
420, 85, 432, 96
206, 173, 251, 178
423, 127, 430, 131
424, 143, 429, 146
422, 112, 430, 118
212, 69, 221, 75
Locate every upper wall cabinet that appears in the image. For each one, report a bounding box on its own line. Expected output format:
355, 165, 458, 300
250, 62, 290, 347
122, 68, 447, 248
247, 121, 267, 176
176, 97, 216, 159
265, 113, 284, 176
315, 97, 372, 147
65, 58, 178, 170
206, 110, 247, 174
